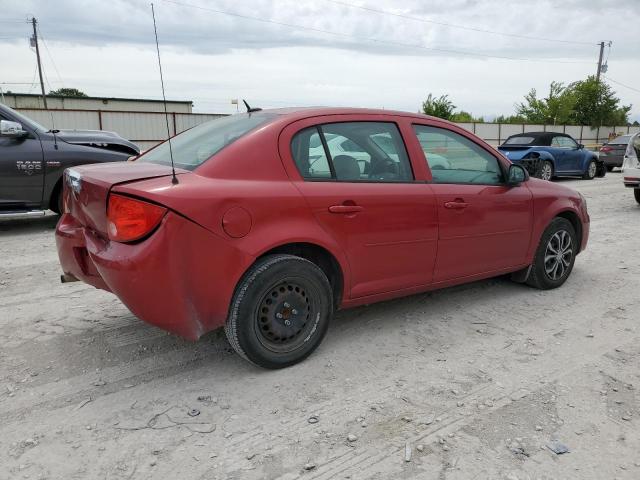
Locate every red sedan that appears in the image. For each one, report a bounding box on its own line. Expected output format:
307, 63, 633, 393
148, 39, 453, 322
56, 108, 590, 368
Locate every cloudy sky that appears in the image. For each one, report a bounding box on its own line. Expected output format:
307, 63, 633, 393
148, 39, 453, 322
1, 0, 639, 121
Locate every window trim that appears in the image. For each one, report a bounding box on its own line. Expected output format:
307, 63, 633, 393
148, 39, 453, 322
291, 120, 417, 184
412, 123, 508, 186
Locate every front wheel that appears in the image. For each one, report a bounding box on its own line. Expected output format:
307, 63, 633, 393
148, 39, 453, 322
635, 189, 640, 205
541, 161, 554, 181
527, 217, 577, 290
583, 160, 597, 180
225, 254, 333, 369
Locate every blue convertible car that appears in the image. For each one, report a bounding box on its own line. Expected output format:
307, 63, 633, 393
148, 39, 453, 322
498, 132, 605, 181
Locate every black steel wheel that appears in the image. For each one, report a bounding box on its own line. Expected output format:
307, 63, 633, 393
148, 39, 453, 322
225, 254, 333, 369
527, 217, 577, 290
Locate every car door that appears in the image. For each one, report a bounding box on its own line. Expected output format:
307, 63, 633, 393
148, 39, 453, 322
283, 118, 439, 299
0, 113, 45, 209
412, 123, 533, 282
554, 135, 582, 171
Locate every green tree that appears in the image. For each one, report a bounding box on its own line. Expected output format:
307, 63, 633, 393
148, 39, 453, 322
450, 111, 484, 123
494, 114, 527, 124
48, 88, 88, 97
421, 94, 456, 120
567, 76, 631, 127
515, 81, 575, 125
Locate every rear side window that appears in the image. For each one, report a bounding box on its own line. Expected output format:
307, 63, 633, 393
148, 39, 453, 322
413, 125, 504, 185
291, 122, 413, 182
504, 136, 535, 145
138, 112, 276, 171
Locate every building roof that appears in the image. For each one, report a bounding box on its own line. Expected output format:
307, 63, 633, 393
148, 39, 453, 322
3, 92, 192, 105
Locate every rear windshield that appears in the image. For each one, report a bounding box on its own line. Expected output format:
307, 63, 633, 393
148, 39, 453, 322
138, 112, 276, 170
610, 135, 631, 145
504, 136, 535, 145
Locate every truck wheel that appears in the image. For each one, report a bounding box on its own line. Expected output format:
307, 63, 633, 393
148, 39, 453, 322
583, 160, 597, 180
527, 217, 577, 290
225, 254, 333, 369
49, 183, 63, 215
635, 189, 640, 205
541, 161, 553, 181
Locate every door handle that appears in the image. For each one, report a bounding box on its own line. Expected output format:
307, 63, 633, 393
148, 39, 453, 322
444, 200, 469, 210
328, 204, 364, 214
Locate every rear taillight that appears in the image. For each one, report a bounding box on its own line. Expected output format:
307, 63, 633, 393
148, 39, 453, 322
107, 194, 166, 243
600, 146, 612, 153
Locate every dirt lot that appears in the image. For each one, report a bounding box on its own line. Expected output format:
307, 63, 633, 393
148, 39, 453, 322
1, 173, 639, 480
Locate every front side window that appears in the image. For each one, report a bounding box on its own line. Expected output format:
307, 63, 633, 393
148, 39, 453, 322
138, 112, 276, 171
413, 125, 504, 185
291, 122, 413, 182
552, 136, 578, 149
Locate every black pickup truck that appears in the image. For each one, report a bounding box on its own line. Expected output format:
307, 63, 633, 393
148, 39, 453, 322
0, 103, 139, 217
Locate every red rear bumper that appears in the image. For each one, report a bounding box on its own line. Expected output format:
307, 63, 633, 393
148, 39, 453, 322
56, 212, 253, 340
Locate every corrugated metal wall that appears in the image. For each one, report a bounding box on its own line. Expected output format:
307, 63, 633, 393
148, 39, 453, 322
14, 108, 225, 151
13, 107, 640, 151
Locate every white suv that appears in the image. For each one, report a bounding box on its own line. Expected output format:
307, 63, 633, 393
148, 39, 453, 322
622, 132, 640, 204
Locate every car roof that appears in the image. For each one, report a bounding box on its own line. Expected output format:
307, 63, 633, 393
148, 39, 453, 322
257, 106, 444, 123
507, 131, 571, 141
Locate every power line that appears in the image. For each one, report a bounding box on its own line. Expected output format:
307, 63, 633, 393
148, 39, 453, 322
603, 76, 640, 94
161, 0, 593, 65
36, 25, 65, 87
325, 0, 597, 46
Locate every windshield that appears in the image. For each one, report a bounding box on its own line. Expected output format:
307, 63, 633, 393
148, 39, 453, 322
138, 112, 277, 171
1, 104, 48, 132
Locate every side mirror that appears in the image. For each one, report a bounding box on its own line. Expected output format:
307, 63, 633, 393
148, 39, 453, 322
507, 164, 528, 186
0, 120, 28, 138
577, 143, 584, 150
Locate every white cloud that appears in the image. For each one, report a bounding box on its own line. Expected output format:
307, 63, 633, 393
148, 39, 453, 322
1, 0, 638, 120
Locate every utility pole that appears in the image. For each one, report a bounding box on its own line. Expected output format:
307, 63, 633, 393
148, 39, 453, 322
31, 17, 48, 109
596, 41, 605, 83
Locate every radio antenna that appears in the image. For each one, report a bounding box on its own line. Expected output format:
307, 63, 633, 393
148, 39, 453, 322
151, 3, 178, 184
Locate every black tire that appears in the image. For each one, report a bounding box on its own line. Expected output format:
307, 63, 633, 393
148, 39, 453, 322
49, 184, 63, 215
606, 165, 615, 172
635, 189, 640, 205
541, 160, 554, 181
583, 160, 597, 180
527, 217, 577, 290
225, 254, 333, 369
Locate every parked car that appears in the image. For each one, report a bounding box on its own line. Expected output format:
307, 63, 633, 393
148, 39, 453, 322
0, 103, 139, 217
600, 134, 632, 171
621, 132, 640, 204
56, 108, 590, 368
498, 132, 604, 181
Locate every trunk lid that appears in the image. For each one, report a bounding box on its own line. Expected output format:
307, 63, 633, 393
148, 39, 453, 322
497, 146, 534, 161
64, 161, 185, 236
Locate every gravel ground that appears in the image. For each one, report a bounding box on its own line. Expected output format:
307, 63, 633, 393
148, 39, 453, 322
1, 173, 639, 480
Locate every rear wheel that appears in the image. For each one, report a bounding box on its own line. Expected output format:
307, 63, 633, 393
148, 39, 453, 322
527, 217, 577, 290
635, 189, 640, 205
606, 165, 615, 172
541, 161, 553, 181
225, 254, 333, 369
583, 160, 597, 180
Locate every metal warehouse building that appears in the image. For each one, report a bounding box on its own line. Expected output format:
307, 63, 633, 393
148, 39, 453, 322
1, 93, 224, 151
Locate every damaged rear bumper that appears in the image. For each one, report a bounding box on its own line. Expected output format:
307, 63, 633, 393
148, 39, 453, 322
56, 212, 253, 340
